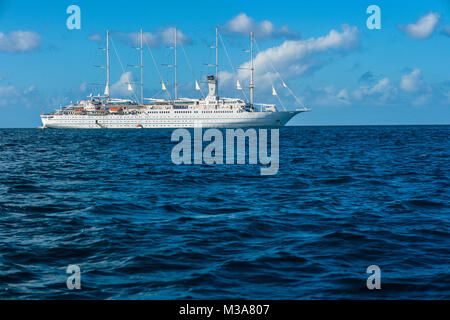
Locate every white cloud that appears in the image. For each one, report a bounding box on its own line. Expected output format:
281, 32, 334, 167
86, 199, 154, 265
371, 78, 394, 94
400, 68, 425, 92
115, 27, 190, 47
110, 72, 135, 96
303, 85, 351, 106
159, 27, 191, 45
88, 33, 102, 43
0, 85, 16, 97
299, 68, 445, 107
116, 31, 159, 47
337, 89, 349, 101
352, 78, 398, 104
0, 84, 38, 107
225, 13, 299, 39
79, 82, 88, 92
411, 94, 430, 106
24, 85, 36, 94
221, 25, 359, 89
0, 30, 41, 53
399, 12, 440, 39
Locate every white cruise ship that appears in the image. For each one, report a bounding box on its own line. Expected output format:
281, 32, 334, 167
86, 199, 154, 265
40, 28, 310, 129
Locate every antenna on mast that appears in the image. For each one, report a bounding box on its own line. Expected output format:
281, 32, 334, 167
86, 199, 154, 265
127, 29, 146, 104
140, 28, 144, 105
104, 29, 110, 99
236, 31, 255, 105
174, 28, 178, 100
216, 26, 219, 97
203, 27, 220, 100
161, 27, 178, 102
250, 31, 254, 107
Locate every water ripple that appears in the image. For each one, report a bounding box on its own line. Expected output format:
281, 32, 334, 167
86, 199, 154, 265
0, 126, 449, 299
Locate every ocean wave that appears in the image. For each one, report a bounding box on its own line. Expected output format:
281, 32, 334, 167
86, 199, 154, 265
0, 126, 448, 299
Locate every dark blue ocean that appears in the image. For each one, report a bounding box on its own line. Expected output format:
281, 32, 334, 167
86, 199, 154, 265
0, 126, 449, 299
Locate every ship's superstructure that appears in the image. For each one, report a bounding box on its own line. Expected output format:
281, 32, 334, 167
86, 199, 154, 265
40, 28, 310, 129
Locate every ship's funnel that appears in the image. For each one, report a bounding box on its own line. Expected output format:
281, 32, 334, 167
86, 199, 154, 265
206, 75, 218, 102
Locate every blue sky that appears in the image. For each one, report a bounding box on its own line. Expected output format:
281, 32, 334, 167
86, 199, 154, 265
0, 0, 449, 127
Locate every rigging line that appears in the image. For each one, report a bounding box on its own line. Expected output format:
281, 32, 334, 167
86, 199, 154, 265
143, 37, 173, 101
218, 32, 249, 103
180, 43, 205, 98
253, 40, 286, 111
109, 36, 140, 103
254, 38, 305, 108
150, 89, 164, 99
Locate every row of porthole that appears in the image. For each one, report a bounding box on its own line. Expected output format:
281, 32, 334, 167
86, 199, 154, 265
53, 114, 262, 122
53, 116, 257, 123
56, 112, 255, 118
56, 110, 249, 117
55, 115, 250, 121
58, 119, 245, 124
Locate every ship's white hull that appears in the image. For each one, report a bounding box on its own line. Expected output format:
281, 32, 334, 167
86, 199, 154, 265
41, 111, 302, 129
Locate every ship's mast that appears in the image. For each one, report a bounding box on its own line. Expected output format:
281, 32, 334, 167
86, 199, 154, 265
216, 26, 219, 97
105, 29, 110, 99
250, 31, 254, 106
140, 28, 144, 105
174, 28, 178, 100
